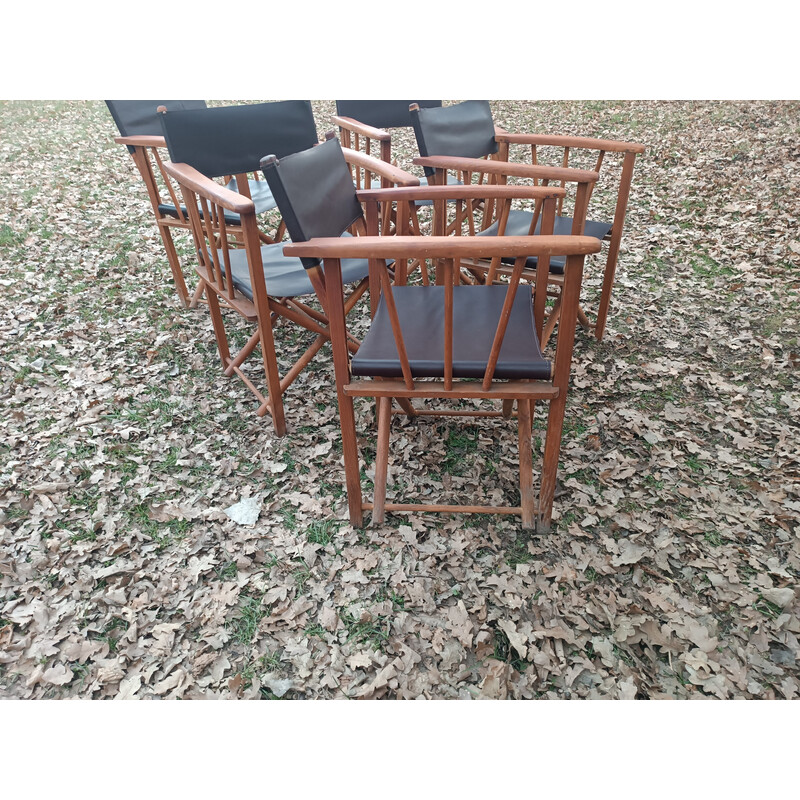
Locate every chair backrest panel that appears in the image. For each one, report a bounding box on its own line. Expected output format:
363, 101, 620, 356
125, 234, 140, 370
106, 100, 207, 137
411, 101, 498, 176
159, 101, 318, 178
335, 100, 442, 129
261, 138, 364, 269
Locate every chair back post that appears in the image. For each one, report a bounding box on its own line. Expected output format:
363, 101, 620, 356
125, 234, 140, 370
106, 100, 209, 306
594, 149, 639, 339
538, 248, 585, 529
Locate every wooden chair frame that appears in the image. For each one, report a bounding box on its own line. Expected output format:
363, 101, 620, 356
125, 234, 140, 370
162, 148, 419, 435
494, 132, 645, 340
332, 100, 443, 174
412, 154, 600, 345
113, 132, 282, 309
113, 133, 198, 307
285, 186, 601, 531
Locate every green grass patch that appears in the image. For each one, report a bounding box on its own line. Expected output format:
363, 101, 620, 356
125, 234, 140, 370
306, 519, 338, 546
227, 594, 266, 645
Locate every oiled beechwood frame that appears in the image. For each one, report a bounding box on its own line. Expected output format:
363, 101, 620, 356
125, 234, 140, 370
112, 132, 197, 307
285, 219, 601, 531
163, 147, 421, 435
162, 160, 367, 436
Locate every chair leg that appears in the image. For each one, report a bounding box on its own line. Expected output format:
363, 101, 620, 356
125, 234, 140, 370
372, 396, 392, 525
189, 280, 206, 308
593, 247, 618, 342
257, 313, 287, 437
324, 260, 364, 527
517, 398, 535, 529
537, 394, 567, 533
339, 392, 364, 527
158, 223, 190, 308
205, 288, 231, 369
577, 305, 593, 331
595, 151, 637, 342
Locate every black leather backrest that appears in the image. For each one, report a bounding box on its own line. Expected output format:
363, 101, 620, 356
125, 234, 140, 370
335, 100, 442, 129
159, 101, 318, 178
105, 100, 207, 136
411, 100, 498, 176
261, 138, 364, 269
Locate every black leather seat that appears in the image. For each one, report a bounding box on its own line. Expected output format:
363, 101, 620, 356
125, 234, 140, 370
220, 234, 371, 300
352, 284, 551, 380
478, 210, 613, 273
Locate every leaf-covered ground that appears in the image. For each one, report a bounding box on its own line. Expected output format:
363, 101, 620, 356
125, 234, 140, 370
1, 100, 798, 699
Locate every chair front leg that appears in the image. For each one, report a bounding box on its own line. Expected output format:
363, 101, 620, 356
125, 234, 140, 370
372, 396, 392, 525
321, 258, 364, 527
517, 398, 535, 529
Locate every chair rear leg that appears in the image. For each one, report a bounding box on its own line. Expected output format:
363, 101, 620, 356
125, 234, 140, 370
517, 398, 535, 529
593, 246, 619, 341
594, 151, 637, 341
537, 394, 568, 534
372, 396, 392, 525
158, 222, 190, 307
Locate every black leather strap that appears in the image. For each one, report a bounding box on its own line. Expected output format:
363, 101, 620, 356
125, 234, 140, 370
261, 138, 363, 270
159, 101, 318, 178
411, 100, 498, 177
106, 100, 206, 136
335, 100, 442, 129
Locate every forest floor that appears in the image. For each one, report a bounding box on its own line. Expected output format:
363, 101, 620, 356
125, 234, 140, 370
0, 100, 798, 699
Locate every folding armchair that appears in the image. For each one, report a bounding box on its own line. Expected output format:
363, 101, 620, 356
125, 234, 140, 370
283, 216, 601, 531
162, 136, 418, 435
260, 152, 582, 528
106, 99, 208, 307
158, 100, 321, 240
332, 100, 465, 207
493, 127, 645, 341
410, 100, 644, 341
332, 100, 443, 173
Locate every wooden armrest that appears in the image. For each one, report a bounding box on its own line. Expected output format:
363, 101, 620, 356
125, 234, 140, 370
114, 134, 167, 148
341, 147, 419, 187
284, 234, 602, 261
355, 184, 565, 203
494, 131, 646, 154
162, 161, 255, 215
413, 155, 600, 184
331, 115, 392, 142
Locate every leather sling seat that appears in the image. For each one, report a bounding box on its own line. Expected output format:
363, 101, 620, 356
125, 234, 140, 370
351, 283, 551, 380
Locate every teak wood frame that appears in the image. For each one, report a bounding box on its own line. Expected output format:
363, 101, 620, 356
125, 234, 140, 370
162, 149, 419, 435
113, 133, 282, 309
494, 132, 645, 341
285, 186, 601, 530
113, 133, 197, 307
336, 102, 644, 341
412, 154, 600, 345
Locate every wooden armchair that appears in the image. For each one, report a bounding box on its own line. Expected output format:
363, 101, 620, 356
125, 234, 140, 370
410, 100, 644, 341
106, 99, 208, 307
494, 130, 645, 340
332, 100, 443, 173
162, 137, 419, 434
284, 223, 601, 531
158, 100, 321, 245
